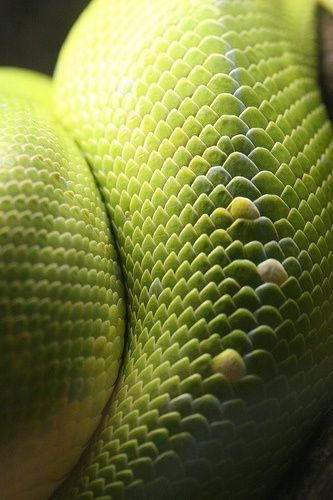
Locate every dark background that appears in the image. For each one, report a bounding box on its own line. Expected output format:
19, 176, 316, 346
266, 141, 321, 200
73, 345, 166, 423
0, 0, 90, 75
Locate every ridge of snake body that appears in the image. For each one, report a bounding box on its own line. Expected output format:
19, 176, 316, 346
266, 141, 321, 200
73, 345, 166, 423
1, 0, 333, 499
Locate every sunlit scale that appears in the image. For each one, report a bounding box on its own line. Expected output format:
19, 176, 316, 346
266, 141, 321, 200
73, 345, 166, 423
51, 0, 333, 498
0, 69, 126, 499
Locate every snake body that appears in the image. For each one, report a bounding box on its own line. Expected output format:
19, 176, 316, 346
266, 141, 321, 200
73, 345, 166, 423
1, 1, 333, 499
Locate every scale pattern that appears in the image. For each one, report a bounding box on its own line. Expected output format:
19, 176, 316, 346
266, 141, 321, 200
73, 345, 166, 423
58, 0, 333, 498
0, 72, 126, 499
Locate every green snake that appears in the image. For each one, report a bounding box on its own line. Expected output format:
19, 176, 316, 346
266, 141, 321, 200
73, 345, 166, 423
1, 0, 333, 498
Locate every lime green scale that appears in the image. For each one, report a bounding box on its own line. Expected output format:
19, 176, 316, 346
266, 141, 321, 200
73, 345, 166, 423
52, 0, 333, 498
0, 69, 126, 499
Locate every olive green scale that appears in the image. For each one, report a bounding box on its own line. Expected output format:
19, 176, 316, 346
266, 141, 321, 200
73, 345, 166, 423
1, 0, 333, 499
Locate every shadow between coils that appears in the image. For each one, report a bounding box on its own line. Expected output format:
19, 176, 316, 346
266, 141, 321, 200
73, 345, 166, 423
318, 6, 333, 122
273, 406, 333, 499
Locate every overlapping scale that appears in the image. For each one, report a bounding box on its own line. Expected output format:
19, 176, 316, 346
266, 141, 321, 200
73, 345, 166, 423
54, 0, 333, 498
0, 70, 125, 499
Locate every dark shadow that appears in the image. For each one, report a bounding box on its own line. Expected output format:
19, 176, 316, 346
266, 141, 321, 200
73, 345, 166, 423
318, 6, 333, 121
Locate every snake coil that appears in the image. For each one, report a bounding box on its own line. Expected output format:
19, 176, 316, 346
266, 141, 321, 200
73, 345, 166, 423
1, 1, 333, 499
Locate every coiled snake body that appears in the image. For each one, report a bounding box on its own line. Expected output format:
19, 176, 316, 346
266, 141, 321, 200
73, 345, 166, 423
1, 1, 333, 499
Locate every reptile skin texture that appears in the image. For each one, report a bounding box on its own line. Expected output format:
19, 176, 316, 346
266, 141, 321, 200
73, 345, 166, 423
0, 69, 125, 499
1, 0, 333, 499
51, 0, 333, 498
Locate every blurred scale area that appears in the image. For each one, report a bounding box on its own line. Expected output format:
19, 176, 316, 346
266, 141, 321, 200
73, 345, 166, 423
0, 0, 89, 74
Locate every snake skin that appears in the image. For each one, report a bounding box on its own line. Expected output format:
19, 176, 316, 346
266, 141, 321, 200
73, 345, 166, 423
0, 69, 125, 499
51, 0, 333, 498
1, 0, 333, 499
